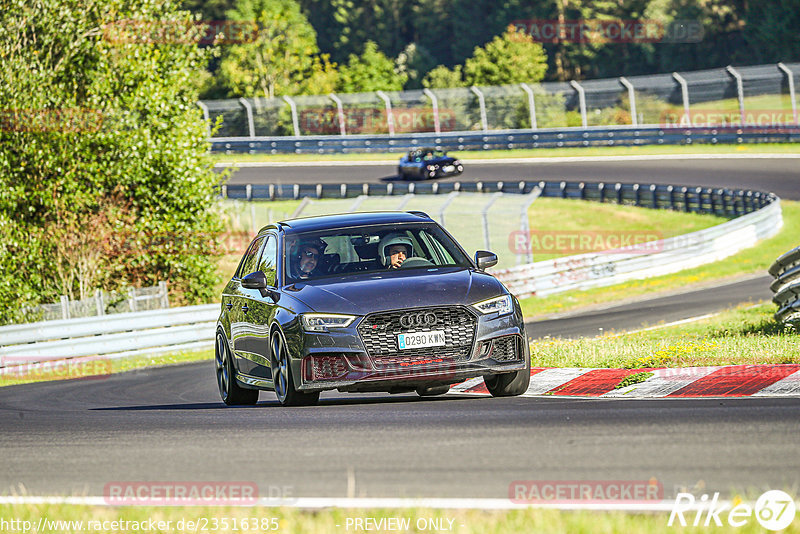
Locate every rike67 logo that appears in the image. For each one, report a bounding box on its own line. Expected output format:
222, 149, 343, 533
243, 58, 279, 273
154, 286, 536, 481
669, 490, 796, 530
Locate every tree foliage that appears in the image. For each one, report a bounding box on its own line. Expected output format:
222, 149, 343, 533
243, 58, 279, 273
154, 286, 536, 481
463, 25, 548, 86
336, 41, 408, 93
0, 0, 224, 322
218, 0, 334, 98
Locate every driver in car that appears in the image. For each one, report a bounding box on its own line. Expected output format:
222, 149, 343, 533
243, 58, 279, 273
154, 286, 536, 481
291, 239, 324, 279
379, 234, 413, 269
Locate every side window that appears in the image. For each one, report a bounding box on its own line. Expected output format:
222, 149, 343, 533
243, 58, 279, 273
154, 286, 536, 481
257, 235, 277, 287
236, 235, 266, 279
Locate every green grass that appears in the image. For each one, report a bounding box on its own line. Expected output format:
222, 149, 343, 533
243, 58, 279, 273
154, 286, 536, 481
531, 303, 798, 369
2, 503, 797, 534
520, 200, 800, 319
212, 142, 799, 163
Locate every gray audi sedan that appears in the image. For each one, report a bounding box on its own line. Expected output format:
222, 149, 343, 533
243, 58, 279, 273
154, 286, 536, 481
215, 211, 530, 406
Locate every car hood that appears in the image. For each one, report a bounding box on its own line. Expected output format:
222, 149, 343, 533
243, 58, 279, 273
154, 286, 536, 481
285, 267, 505, 315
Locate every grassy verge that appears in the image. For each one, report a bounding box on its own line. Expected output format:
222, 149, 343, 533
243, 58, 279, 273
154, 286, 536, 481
531, 303, 798, 369
519, 200, 800, 319
212, 142, 799, 164
0, 348, 212, 388
2, 503, 796, 534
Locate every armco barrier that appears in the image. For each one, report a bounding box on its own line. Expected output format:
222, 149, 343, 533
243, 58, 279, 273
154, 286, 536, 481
0, 304, 218, 365
211, 125, 800, 154
769, 246, 800, 323
494, 197, 781, 297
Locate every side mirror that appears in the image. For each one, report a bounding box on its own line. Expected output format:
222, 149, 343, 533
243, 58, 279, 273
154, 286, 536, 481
241, 271, 268, 290
475, 250, 498, 270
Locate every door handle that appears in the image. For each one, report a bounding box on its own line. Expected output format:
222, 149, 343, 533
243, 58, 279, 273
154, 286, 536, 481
241, 305, 249, 313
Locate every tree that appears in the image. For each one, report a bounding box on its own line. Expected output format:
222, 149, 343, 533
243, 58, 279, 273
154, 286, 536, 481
463, 25, 548, 86
218, 0, 322, 98
336, 41, 408, 93
0, 0, 224, 322
396, 43, 438, 89
422, 65, 465, 89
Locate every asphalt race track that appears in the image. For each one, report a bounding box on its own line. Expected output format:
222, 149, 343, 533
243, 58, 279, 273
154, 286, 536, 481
1, 362, 799, 499
224, 155, 800, 200
1, 155, 798, 501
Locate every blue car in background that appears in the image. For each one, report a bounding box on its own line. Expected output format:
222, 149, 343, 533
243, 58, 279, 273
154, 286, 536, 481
397, 148, 463, 180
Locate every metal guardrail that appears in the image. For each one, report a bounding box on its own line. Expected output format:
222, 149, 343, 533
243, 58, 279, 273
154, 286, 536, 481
0, 304, 218, 365
211, 125, 800, 154
769, 246, 800, 323
494, 195, 781, 297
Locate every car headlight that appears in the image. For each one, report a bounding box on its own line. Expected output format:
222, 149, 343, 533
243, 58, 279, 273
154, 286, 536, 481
453, 160, 461, 165
427, 165, 436, 170
471, 295, 513, 316
301, 313, 357, 332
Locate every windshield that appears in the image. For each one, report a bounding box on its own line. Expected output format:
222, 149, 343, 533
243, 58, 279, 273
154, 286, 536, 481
283, 223, 472, 284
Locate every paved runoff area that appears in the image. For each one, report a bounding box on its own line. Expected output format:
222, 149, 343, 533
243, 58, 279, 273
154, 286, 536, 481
451, 364, 800, 398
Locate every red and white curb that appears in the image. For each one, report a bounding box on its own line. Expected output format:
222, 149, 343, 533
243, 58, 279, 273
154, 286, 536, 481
450, 364, 800, 398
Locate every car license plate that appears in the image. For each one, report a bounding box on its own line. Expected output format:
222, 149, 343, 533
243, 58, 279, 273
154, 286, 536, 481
443, 165, 455, 173
398, 330, 445, 350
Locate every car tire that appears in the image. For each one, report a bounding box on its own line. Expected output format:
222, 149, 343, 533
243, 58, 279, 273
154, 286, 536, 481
271, 328, 320, 407
416, 385, 450, 397
215, 331, 259, 406
484, 357, 531, 397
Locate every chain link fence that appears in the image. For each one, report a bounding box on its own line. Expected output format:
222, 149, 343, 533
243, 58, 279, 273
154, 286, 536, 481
202, 62, 800, 138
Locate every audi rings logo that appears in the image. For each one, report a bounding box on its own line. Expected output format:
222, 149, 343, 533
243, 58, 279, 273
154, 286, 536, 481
400, 312, 438, 328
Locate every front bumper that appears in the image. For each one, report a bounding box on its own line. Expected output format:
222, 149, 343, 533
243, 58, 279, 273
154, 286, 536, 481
294, 308, 527, 393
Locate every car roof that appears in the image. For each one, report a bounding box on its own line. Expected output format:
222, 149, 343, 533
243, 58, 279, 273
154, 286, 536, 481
272, 211, 435, 233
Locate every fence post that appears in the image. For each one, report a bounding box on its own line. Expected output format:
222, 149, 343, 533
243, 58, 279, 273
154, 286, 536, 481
521, 186, 542, 264
570, 80, 588, 128
282, 95, 301, 136
619, 77, 637, 126
481, 192, 502, 251
672, 72, 691, 126
197, 102, 211, 137
128, 288, 136, 313
423, 88, 441, 134
470, 86, 488, 131
376, 90, 395, 136
329, 93, 347, 136
519, 83, 537, 129
159, 281, 169, 309
437, 191, 460, 227
238, 98, 255, 138
95, 289, 104, 316
60, 295, 70, 320
777, 63, 798, 125
725, 66, 746, 125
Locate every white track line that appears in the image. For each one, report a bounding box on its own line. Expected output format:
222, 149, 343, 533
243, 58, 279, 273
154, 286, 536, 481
215, 153, 800, 168
0, 495, 735, 512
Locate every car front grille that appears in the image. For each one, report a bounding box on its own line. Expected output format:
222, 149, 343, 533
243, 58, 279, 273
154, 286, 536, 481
357, 306, 477, 366
490, 335, 522, 362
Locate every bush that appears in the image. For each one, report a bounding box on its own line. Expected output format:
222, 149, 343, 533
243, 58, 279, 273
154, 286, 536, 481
0, 0, 225, 322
